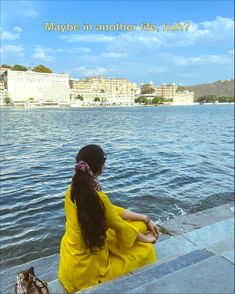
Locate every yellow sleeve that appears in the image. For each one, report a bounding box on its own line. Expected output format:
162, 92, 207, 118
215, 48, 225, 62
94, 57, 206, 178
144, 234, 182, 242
98, 191, 139, 250
112, 204, 125, 218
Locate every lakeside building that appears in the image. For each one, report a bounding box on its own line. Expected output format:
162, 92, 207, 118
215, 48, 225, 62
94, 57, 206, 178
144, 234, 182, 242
1, 69, 70, 106
140, 82, 194, 103
70, 76, 137, 105
0, 67, 195, 107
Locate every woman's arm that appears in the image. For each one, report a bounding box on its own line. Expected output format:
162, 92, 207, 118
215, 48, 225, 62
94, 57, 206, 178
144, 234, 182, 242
123, 209, 159, 240
123, 209, 147, 222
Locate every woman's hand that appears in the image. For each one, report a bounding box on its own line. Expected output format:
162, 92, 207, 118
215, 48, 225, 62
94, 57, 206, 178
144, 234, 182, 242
145, 231, 157, 244
147, 220, 159, 240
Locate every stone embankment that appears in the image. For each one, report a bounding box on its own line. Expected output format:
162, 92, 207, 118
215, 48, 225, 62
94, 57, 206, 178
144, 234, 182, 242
1, 202, 234, 294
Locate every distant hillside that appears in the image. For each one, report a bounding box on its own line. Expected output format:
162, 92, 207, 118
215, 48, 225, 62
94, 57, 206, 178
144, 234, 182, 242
186, 79, 234, 101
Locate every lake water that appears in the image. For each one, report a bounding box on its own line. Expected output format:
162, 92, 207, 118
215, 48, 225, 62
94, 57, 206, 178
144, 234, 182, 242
0, 105, 234, 270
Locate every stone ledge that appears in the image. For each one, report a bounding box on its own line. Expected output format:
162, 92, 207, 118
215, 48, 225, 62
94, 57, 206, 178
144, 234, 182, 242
160, 202, 234, 236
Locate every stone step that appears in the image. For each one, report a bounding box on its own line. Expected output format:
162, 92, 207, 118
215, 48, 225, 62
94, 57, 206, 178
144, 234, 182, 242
78, 217, 234, 293
47, 279, 67, 294
221, 249, 234, 264
80, 249, 212, 293
46, 233, 195, 293
206, 236, 234, 257
128, 255, 234, 294
48, 217, 234, 293
47, 233, 195, 293
0, 254, 59, 294
3, 204, 233, 294
154, 235, 197, 265
136, 218, 234, 272
183, 218, 234, 248
160, 202, 234, 236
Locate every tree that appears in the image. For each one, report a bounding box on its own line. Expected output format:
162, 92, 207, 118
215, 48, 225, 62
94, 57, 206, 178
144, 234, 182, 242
32, 64, 53, 73
141, 87, 155, 94
218, 96, 234, 103
135, 96, 148, 104
1, 64, 11, 68
4, 94, 12, 105
164, 98, 173, 103
94, 97, 100, 102
28, 97, 34, 101
198, 95, 234, 103
11, 64, 27, 71
198, 95, 217, 103
152, 96, 162, 104
176, 86, 187, 92
100, 89, 105, 93
75, 95, 84, 101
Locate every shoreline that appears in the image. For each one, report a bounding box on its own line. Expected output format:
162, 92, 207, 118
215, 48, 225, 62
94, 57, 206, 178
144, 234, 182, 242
0, 102, 234, 110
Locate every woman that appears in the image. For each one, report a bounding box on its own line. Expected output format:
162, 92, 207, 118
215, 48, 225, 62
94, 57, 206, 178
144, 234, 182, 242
58, 144, 159, 293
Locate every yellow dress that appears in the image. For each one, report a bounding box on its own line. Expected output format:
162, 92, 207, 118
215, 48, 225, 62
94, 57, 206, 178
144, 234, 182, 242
58, 186, 157, 293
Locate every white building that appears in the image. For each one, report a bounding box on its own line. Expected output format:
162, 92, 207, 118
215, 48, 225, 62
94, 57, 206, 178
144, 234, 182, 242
173, 90, 194, 103
2, 70, 70, 105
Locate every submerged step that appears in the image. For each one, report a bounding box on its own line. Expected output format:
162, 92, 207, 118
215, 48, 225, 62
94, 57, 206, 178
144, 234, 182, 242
160, 202, 234, 236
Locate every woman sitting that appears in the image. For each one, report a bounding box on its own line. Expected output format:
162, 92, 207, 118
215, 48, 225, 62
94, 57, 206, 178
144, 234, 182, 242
58, 144, 159, 293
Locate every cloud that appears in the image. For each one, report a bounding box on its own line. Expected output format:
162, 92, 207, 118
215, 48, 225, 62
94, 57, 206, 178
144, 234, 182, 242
61, 17, 234, 53
19, 1, 40, 18
31, 47, 55, 62
74, 66, 109, 77
1, 1, 40, 21
70, 47, 92, 54
0, 45, 24, 57
101, 52, 128, 58
14, 26, 23, 33
0, 27, 23, 40
112, 17, 233, 53
172, 51, 234, 66
201, 16, 234, 37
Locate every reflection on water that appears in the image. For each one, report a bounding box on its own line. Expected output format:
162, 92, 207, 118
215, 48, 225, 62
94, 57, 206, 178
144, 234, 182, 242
0, 105, 234, 269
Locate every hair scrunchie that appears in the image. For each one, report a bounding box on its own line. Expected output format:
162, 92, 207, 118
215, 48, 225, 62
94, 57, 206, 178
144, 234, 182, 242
75, 160, 102, 191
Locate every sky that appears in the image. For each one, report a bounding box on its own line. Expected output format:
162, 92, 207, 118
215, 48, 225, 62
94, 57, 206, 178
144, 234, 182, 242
0, 0, 234, 86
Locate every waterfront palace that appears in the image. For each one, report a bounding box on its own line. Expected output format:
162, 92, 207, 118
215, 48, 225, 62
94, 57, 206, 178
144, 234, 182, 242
0, 68, 194, 107
70, 76, 136, 106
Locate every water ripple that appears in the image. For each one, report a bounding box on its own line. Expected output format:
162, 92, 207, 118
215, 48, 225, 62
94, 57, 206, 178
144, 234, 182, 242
0, 105, 234, 270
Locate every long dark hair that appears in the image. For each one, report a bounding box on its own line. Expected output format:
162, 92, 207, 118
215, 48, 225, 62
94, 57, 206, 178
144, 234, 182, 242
70, 145, 107, 252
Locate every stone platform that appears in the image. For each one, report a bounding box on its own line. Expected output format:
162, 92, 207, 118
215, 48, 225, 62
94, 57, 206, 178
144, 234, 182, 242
0, 202, 234, 294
